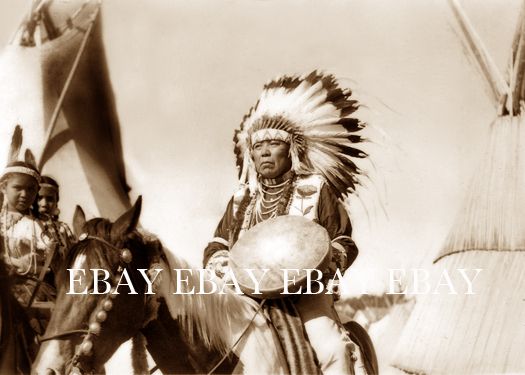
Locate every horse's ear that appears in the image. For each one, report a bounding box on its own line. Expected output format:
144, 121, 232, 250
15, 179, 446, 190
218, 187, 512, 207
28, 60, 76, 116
73, 205, 86, 237
111, 196, 142, 241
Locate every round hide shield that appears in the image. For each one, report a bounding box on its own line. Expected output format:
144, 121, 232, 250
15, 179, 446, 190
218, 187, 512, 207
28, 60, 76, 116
229, 216, 331, 299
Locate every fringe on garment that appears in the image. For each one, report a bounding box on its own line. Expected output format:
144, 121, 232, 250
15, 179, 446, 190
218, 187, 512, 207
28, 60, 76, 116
265, 298, 320, 375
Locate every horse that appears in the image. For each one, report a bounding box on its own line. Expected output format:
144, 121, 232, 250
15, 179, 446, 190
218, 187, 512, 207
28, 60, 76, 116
153, 246, 379, 374
32, 199, 277, 374
31, 196, 207, 375
0, 249, 37, 374
33, 197, 377, 374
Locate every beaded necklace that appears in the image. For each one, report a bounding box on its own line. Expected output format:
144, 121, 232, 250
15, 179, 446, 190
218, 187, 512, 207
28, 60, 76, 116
250, 174, 295, 227
2, 209, 38, 275
231, 172, 296, 244
255, 177, 291, 220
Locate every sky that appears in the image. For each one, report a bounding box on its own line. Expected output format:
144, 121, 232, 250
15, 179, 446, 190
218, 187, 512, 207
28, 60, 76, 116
0, 1, 523, 372
0, 0, 521, 294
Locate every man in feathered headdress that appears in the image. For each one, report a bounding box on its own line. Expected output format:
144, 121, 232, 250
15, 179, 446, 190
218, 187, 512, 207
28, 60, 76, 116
203, 71, 366, 374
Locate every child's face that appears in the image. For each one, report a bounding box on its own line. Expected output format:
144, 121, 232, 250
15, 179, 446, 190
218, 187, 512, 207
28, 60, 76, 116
38, 189, 58, 217
2, 174, 39, 213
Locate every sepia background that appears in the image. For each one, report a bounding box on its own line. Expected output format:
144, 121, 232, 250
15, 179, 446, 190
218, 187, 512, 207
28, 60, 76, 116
0, 0, 521, 373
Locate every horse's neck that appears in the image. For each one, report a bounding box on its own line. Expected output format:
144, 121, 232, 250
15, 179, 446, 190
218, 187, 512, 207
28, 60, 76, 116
156, 255, 289, 374
157, 255, 254, 351
140, 300, 203, 374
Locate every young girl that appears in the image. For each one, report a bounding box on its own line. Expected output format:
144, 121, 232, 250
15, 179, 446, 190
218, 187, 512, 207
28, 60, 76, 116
0, 128, 57, 308
36, 175, 75, 262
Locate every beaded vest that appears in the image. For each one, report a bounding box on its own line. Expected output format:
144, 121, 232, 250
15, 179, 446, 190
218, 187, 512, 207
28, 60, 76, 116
230, 172, 324, 245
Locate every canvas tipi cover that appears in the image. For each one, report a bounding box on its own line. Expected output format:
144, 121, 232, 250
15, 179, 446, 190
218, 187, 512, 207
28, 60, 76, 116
0, 0, 130, 223
393, 1, 525, 373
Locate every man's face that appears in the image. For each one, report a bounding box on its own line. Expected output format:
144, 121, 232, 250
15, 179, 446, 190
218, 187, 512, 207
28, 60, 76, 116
251, 139, 292, 179
2, 174, 38, 213
38, 188, 58, 217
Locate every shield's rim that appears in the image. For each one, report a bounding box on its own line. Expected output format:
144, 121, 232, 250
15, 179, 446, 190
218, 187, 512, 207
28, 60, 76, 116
231, 249, 332, 299
229, 216, 332, 299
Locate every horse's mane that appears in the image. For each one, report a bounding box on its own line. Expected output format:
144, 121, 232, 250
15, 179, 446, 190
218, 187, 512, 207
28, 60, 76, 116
158, 250, 259, 355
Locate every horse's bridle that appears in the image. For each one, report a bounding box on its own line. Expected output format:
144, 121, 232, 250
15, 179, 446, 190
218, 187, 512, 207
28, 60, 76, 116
37, 232, 263, 375
37, 233, 138, 375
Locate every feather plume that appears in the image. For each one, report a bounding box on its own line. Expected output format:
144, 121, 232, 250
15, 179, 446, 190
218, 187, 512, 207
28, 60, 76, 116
234, 71, 366, 198
24, 149, 37, 169
8, 125, 23, 164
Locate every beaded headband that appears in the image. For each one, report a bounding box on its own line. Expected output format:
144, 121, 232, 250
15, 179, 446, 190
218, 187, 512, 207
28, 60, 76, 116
39, 183, 58, 192
2, 166, 41, 182
250, 129, 291, 145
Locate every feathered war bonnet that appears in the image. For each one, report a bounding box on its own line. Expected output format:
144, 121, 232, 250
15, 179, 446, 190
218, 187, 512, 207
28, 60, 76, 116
1, 125, 41, 184
233, 71, 367, 199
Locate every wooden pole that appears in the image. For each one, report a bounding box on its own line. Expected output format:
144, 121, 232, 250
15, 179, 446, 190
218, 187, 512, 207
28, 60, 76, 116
509, 1, 525, 69
38, 3, 101, 170
510, 0, 525, 114
448, 0, 509, 106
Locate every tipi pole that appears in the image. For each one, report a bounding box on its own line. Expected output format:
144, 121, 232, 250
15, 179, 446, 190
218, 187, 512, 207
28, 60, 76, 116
509, 0, 525, 114
509, 1, 525, 70
448, 0, 509, 105
38, 2, 101, 170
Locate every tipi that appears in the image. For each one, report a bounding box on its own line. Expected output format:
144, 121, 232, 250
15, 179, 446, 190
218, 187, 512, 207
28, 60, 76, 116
0, 0, 130, 222
393, 1, 525, 373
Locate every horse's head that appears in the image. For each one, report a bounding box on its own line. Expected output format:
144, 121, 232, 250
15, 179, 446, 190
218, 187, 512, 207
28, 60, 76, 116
33, 197, 162, 375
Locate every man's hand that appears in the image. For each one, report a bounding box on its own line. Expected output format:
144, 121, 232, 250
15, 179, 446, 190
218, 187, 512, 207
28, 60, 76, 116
205, 250, 230, 279
322, 245, 340, 276
212, 257, 230, 279
325, 257, 339, 275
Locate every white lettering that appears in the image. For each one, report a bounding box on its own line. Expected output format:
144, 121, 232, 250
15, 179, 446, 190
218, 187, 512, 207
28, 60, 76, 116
388, 269, 407, 294
458, 268, 482, 295
304, 269, 324, 294
411, 268, 431, 294
243, 269, 269, 295
281, 269, 302, 295
327, 268, 344, 294
113, 269, 138, 294
67, 268, 87, 294
92, 268, 111, 294
197, 269, 218, 294
138, 268, 163, 295
172, 269, 195, 294
432, 269, 457, 295
218, 270, 243, 294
